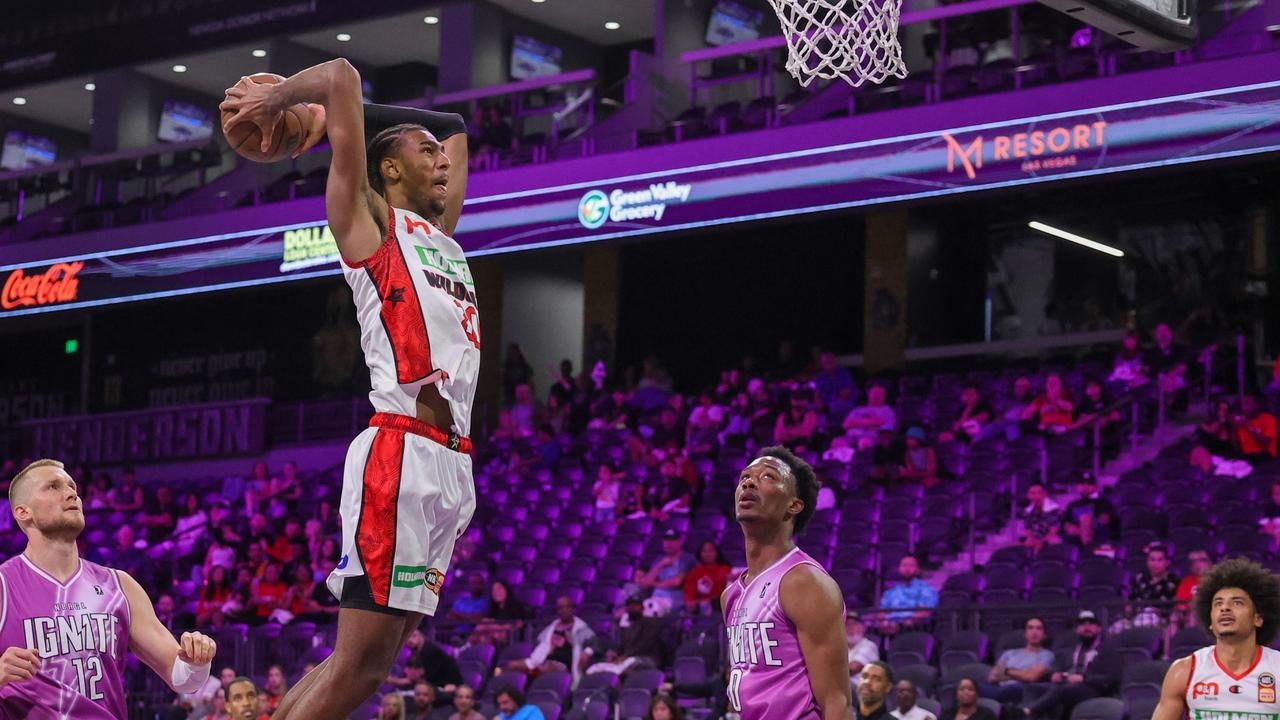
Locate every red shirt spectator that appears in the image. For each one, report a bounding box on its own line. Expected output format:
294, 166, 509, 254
684, 541, 732, 614
1023, 374, 1074, 431
250, 563, 289, 619
1235, 395, 1278, 458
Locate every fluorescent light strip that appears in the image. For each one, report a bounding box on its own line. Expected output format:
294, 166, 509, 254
1028, 221, 1124, 257
467, 78, 1280, 205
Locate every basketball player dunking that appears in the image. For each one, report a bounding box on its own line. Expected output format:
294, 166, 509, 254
1153, 557, 1280, 720
0, 460, 217, 719
220, 59, 477, 720
723, 446, 852, 720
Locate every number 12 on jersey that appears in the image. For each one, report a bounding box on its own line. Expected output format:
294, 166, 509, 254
71, 656, 104, 700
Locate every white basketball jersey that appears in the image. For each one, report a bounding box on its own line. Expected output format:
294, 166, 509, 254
342, 204, 481, 436
1186, 645, 1280, 719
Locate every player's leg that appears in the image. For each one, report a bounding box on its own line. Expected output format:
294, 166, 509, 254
274, 606, 419, 720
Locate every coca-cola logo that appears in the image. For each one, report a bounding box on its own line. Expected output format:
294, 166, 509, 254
1, 262, 83, 310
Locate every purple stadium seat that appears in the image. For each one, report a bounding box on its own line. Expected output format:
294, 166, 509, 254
529, 670, 573, 703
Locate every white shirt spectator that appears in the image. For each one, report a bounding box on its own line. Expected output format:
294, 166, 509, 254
848, 636, 879, 685
893, 706, 938, 720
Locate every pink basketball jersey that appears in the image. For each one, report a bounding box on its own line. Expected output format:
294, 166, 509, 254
341, 204, 480, 436
722, 547, 840, 720
0, 555, 131, 720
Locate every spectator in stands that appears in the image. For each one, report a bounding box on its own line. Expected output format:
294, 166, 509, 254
185, 666, 236, 720
1146, 323, 1188, 410
844, 384, 896, 449
846, 611, 880, 686
1259, 481, 1280, 549
154, 593, 189, 631
249, 562, 289, 623
245, 512, 272, 550
1018, 610, 1118, 720
592, 462, 624, 522
649, 407, 684, 448
243, 462, 271, 516
892, 679, 936, 720
1022, 374, 1074, 433
899, 427, 941, 489
940, 679, 996, 720
1174, 548, 1213, 626
855, 661, 894, 720
483, 106, 515, 154
263, 664, 288, 714
197, 565, 234, 626
510, 383, 539, 437
982, 617, 1053, 702
377, 691, 406, 720
494, 685, 543, 720
879, 554, 938, 631
870, 428, 905, 485
587, 595, 664, 675
1022, 482, 1062, 554
1072, 380, 1120, 443
645, 695, 685, 720
1127, 543, 1178, 627
109, 466, 144, 513
635, 530, 694, 613
1233, 394, 1278, 462
1198, 400, 1235, 456
447, 574, 491, 635
410, 682, 435, 720
617, 483, 650, 521
774, 389, 820, 453
1267, 356, 1280, 413
85, 473, 112, 510
507, 596, 597, 683
449, 684, 482, 720
686, 391, 725, 452
266, 518, 306, 565
171, 492, 209, 558
1060, 474, 1119, 551
650, 458, 694, 521
998, 376, 1037, 440
225, 676, 261, 720
1108, 331, 1149, 391
471, 579, 530, 645
684, 540, 732, 615
104, 524, 148, 580
939, 385, 995, 443
406, 628, 463, 695
814, 351, 857, 410
719, 392, 758, 446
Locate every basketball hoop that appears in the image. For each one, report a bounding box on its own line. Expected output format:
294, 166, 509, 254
767, 0, 908, 88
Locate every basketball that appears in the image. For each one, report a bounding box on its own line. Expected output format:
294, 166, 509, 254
221, 75, 313, 163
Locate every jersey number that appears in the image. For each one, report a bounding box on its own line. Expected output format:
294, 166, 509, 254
71, 656, 104, 701
727, 668, 743, 711
459, 303, 481, 350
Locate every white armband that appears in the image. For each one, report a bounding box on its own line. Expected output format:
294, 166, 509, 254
170, 656, 211, 694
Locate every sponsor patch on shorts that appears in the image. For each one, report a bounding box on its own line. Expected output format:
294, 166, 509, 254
392, 565, 445, 593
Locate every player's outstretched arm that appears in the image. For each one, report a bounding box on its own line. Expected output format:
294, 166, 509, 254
440, 133, 468, 236
781, 564, 853, 720
1152, 656, 1191, 720
221, 59, 386, 264
117, 571, 217, 694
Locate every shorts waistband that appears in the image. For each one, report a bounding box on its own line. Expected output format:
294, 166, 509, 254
370, 412, 473, 454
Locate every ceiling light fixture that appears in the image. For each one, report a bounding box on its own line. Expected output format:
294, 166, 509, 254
84, 82, 96, 91
1028, 221, 1124, 257
531, 0, 546, 4
424, 15, 439, 24
604, 21, 621, 30
336, 32, 351, 42
11, 97, 26, 106
252, 49, 267, 58
172, 64, 187, 73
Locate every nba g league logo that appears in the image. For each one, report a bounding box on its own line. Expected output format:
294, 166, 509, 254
579, 190, 610, 229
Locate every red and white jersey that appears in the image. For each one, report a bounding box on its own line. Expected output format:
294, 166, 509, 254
342, 205, 481, 437
1185, 644, 1280, 719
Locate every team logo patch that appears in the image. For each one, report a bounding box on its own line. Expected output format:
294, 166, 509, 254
337, 555, 349, 570
1230, 686, 1242, 694
1260, 673, 1276, 703
392, 565, 446, 594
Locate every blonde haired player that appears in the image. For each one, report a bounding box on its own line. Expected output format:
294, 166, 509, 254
1153, 557, 1280, 720
0, 459, 216, 718
220, 58, 476, 720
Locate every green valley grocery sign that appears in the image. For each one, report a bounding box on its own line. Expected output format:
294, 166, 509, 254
578, 181, 694, 229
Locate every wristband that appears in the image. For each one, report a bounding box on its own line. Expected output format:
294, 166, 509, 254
171, 655, 211, 694
364, 104, 466, 142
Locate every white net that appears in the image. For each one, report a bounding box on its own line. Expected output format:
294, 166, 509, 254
767, 0, 909, 87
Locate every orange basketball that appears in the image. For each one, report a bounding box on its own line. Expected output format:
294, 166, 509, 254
221, 74, 313, 163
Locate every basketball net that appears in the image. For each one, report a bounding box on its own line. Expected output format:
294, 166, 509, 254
767, 0, 908, 87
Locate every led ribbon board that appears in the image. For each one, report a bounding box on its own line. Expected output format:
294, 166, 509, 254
2, 81, 1279, 318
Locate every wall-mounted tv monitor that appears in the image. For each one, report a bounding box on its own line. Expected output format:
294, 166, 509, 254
158, 100, 214, 142
510, 34, 563, 80
0, 131, 57, 171
706, 0, 766, 46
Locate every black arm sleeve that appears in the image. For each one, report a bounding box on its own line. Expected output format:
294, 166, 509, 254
363, 103, 466, 142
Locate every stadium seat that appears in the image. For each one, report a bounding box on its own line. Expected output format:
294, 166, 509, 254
1071, 697, 1125, 720
619, 687, 654, 719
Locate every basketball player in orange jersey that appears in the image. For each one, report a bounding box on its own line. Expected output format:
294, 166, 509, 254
722, 446, 851, 720
220, 59, 479, 720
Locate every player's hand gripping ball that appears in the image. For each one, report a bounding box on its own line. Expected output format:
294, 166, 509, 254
178, 631, 217, 666
220, 73, 327, 163
0, 647, 40, 686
